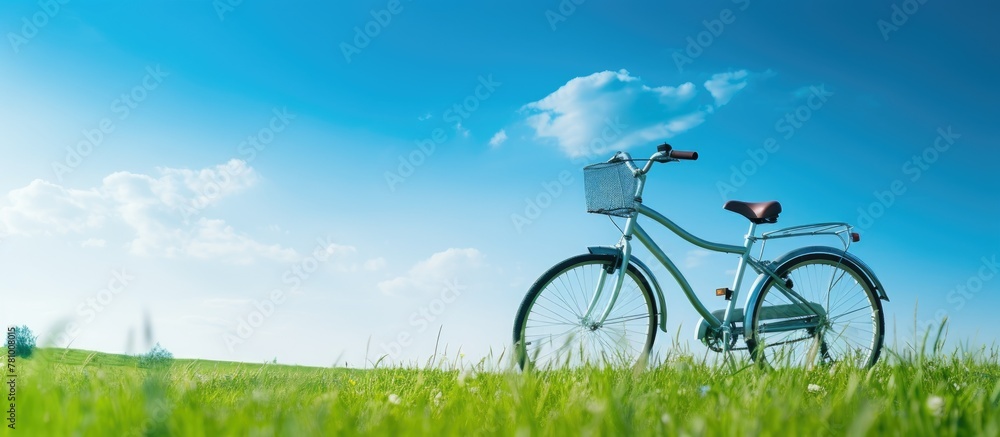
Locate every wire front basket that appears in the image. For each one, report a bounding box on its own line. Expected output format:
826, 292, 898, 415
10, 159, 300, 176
583, 161, 638, 217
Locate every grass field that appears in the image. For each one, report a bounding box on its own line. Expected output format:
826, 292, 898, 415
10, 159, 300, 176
9, 340, 1000, 436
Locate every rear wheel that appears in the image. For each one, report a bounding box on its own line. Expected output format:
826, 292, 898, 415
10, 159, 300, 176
746, 253, 884, 368
513, 254, 657, 370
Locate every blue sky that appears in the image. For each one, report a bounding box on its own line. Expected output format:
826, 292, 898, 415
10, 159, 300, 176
1, 1, 997, 366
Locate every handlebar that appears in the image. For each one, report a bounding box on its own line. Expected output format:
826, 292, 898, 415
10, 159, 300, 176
668, 150, 698, 160
657, 142, 698, 161
609, 143, 698, 175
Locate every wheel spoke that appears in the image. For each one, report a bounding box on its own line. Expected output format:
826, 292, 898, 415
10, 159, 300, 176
515, 257, 655, 369
749, 256, 883, 369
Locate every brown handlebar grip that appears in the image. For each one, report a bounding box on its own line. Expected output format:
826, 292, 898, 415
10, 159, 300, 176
669, 150, 698, 160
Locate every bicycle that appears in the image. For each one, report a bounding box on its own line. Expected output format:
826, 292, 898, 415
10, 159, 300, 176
512, 143, 888, 369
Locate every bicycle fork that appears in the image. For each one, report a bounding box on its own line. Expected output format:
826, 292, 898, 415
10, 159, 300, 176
581, 215, 639, 329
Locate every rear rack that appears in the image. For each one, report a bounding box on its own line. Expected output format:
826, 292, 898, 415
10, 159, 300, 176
754, 222, 856, 255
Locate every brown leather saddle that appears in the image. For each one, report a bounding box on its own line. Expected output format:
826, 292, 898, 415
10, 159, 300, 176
724, 200, 781, 224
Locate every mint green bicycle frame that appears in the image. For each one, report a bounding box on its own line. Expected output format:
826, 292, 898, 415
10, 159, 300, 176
578, 151, 886, 350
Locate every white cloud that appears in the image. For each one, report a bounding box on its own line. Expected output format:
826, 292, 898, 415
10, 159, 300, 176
266, 224, 289, 235
377, 248, 485, 296
703, 70, 750, 107
0, 160, 295, 264
455, 122, 470, 138
684, 249, 712, 269
418, 113, 432, 121
326, 243, 358, 257
182, 218, 296, 264
80, 238, 106, 248
181, 315, 233, 329
363, 257, 387, 272
161, 159, 258, 210
521, 69, 752, 157
316, 244, 387, 273
201, 297, 251, 309
0, 180, 107, 236
488, 129, 508, 148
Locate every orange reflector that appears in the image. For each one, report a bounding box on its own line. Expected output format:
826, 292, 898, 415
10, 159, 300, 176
716, 288, 732, 300
851, 232, 861, 242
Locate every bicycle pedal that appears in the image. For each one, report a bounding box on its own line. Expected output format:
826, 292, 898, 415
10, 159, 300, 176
715, 288, 733, 300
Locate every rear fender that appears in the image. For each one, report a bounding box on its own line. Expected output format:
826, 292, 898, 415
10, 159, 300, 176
742, 245, 888, 340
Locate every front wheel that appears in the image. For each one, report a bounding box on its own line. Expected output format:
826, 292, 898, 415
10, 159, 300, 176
513, 254, 657, 370
746, 253, 885, 368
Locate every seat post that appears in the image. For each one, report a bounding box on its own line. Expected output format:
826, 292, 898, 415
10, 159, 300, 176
745, 222, 758, 245
720, 221, 759, 351
719, 221, 759, 335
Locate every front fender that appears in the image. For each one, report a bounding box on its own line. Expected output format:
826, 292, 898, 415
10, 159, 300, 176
588, 246, 668, 333
742, 246, 888, 340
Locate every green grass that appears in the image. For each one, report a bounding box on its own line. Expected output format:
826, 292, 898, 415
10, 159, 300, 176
10, 344, 1000, 436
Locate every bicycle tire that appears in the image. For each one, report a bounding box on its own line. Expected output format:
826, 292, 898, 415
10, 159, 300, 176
512, 254, 657, 370
746, 253, 885, 368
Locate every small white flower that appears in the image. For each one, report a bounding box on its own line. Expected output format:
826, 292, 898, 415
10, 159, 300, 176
433, 391, 443, 406
808, 384, 825, 394
388, 394, 401, 405
926, 395, 945, 417
586, 400, 606, 414
661, 413, 672, 424
458, 369, 473, 386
